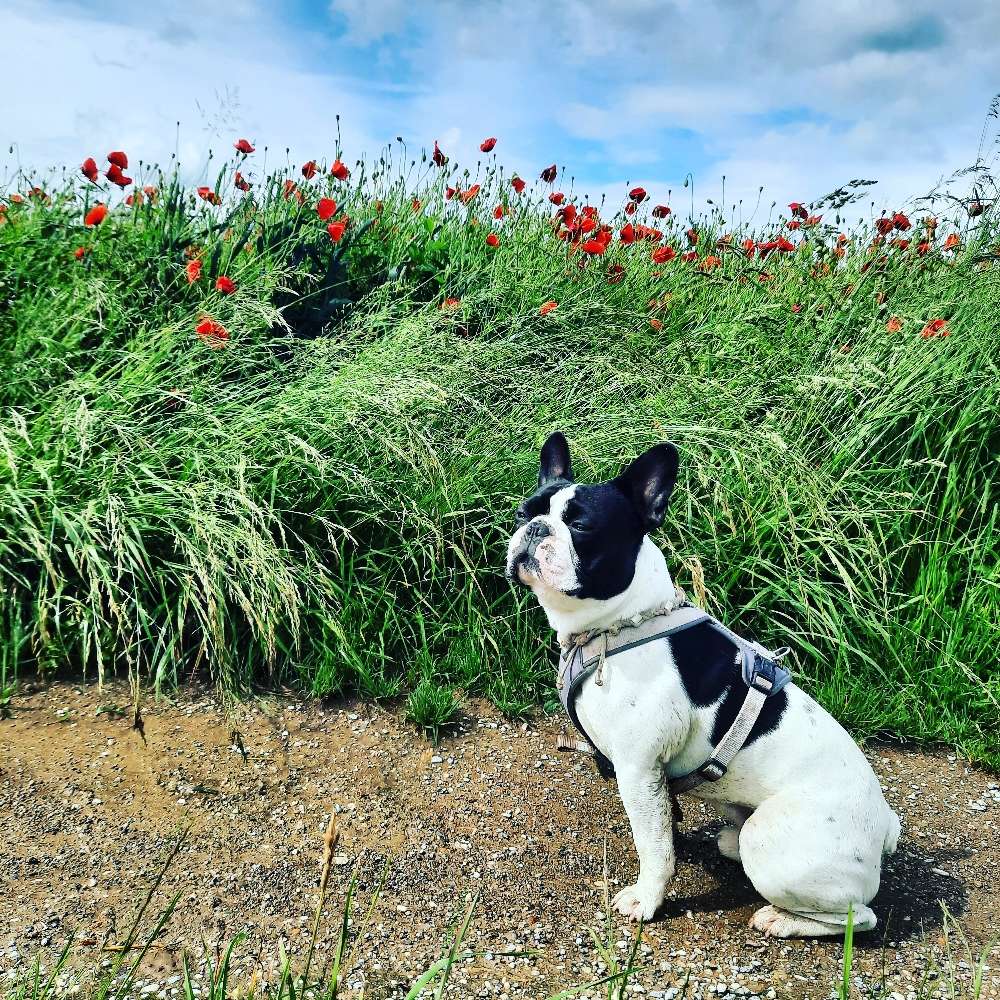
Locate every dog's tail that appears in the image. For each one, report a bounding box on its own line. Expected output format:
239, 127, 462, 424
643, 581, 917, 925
883, 808, 901, 855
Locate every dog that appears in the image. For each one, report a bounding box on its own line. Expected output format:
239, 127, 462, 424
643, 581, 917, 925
505, 432, 901, 937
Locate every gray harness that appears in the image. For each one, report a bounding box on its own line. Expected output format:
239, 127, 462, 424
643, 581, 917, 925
555, 593, 791, 793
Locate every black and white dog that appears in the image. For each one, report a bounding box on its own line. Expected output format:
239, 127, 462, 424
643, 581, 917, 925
505, 433, 900, 937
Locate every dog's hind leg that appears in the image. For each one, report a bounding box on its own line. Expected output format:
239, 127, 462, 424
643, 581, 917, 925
751, 903, 877, 938
716, 804, 751, 862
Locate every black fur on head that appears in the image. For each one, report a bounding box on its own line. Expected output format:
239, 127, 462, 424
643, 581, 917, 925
508, 434, 680, 601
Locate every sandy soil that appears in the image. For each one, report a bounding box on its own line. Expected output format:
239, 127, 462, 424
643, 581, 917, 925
1, 681, 998, 999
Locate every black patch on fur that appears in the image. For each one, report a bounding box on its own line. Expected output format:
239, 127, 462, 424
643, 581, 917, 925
667, 621, 787, 747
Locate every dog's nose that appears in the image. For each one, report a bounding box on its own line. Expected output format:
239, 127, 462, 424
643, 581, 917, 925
523, 520, 551, 543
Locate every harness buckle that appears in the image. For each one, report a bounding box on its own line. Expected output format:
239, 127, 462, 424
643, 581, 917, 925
746, 651, 778, 694
699, 758, 728, 781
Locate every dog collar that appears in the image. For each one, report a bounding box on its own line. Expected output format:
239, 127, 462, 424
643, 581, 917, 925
555, 595, 792, 792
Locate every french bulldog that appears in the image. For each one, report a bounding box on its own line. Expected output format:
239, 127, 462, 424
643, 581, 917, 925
505, 432, 900, 937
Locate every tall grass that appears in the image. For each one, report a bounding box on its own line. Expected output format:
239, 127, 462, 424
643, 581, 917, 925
0, 129, 997, 763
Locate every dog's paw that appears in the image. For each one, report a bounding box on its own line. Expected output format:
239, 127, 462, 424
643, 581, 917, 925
750, 904, 859, 938
612, 883, 662, 922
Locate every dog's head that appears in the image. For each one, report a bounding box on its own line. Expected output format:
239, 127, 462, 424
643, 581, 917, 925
505, 432, 679, 603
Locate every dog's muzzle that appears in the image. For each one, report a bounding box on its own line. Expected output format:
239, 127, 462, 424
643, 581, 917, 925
505, 521, 551, 581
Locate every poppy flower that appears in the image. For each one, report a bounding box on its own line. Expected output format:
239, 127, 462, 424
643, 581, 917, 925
624, 202, 637, 215
559, 204, 577, 227
606, 263, 625, 284
480, 137, 497, 153
944, 233, 960, 251
652, 204, 670, 219
806, 215, 822, 227
485, 232, 499, 248
893, 239, 910, 251
233, 138, 255, 155
327, 219, 348, 243
107, 151, 128, 170
215, 275, 236, 295
652, 245, 676, 264
579, 216, 597, 234
581, 239, 607, 255
699, 255, 721, 271
198, 186, 221, 205
629, 186, 647, 202
549, 192, 565, 205
81, 157, 99, 183
431, 141, 447, 167
916, 241, 931, 256
234, 172, 251, 192
620, 224, 637, 245
540, 164, 557, 183
301, 160, 317, 180
195, 318, 229, 347
968, 201, 986, 218
539, 300, 558, 316
788, 202, 807, 219
74, 246, 88, 260
317, 198, 337, 221
886, 316, 902, 332
686, 228, 699, 245
742, 238, 755, 255
776, 237, 796, 253
649, 318, 663, 331
84, 203, 108, 227
440, 297, 461, 310
143, 185, 158, 201
892, 212, 911, 231
833, 247, 846, 259
412, 198, 422, 212
125, 191, 143, 206
920, 318, 950, 339
875, 217, 894, 236
787, 220, 801, 231
511, 176, 526, 194
460, 185, 481, 204
681, 250, 698, 263
493, 204, 505, 220
106, 164, 132, 187
330, 159, 350, 181
186, 259, 202, 283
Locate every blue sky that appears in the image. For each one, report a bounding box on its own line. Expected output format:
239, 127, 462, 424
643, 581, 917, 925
3, 0, 997, 217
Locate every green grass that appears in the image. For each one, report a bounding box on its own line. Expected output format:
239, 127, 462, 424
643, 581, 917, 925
0, 134, 998, 765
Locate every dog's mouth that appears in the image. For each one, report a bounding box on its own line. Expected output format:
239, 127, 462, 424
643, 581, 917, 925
505, 548, 540, 585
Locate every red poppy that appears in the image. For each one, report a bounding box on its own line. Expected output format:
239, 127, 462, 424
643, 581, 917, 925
886, 316, 902, 332
686, 228, 699, 245
649, 318, 663, 331
106, 164, 132, 187
107, 151, 128, 169
440, 297, 461, 310
84, 203, 107, 226
875, 217, 894, 236
920, 318, 950, 339
969, 201, 986, 218
74, 246, 88, 260
916, 241, 931, 256
606, 263, 625, 284
892, 212, 911, 231
233, 138, 255, 155
681, 250, 698, 263
699, 255, 721, 271
493, 204, 505, 220
893, 239, 910, 251
327, 219, 347, 243
297, 160, 316, 180
330, 159, 350, 181
742, 238, 755, 255
460, 185, 481, 204
196, 318, 229, 347
806, 215, 822, 227
215, 275, 236, 295
186, 259, 202, 283
317, 198, 337, 221
511, 176, 526, 194
628, 186, 647, 203
559, 204, 577, 227
143, 185, 158, 201
81, 157, 99, 183
234, 172, 251, 192
549, 192, 565, 205
944, 233, 960, 251
432, 141, 447, 167
539, 300, 558, 316
485, 232, 499, 248
620, 224, 637, 245
412, 198, 422, 212
624, 201, 637, 215
198, 186, 221, 205
652, 245, 675, 264
579, 216, 597, 234
791, 303, 802, 314
480, 137, 497, 153
788, 202, 807, 219
777, 237, 796, 253
540, 164, 557, 183
125, 191, 143, 206
581, 239, 607, 255
787, 220, 801, 231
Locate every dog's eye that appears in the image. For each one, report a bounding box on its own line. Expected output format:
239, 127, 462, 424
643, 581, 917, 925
569, 520, 592, 533
514, 508, 529, 526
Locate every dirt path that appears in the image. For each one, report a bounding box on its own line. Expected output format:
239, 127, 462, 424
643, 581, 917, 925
1, 682, 998, 999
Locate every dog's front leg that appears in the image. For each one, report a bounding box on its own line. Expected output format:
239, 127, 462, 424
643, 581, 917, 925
612, 762, 675, 921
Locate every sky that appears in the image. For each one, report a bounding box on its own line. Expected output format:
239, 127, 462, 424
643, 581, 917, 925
3, 0, 998, 220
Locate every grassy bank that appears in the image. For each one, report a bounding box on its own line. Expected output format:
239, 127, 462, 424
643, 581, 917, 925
0, 137, 997, 763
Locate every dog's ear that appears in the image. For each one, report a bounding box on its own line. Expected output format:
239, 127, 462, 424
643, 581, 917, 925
538, 432, 573, 487
614, 443, 679, 533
